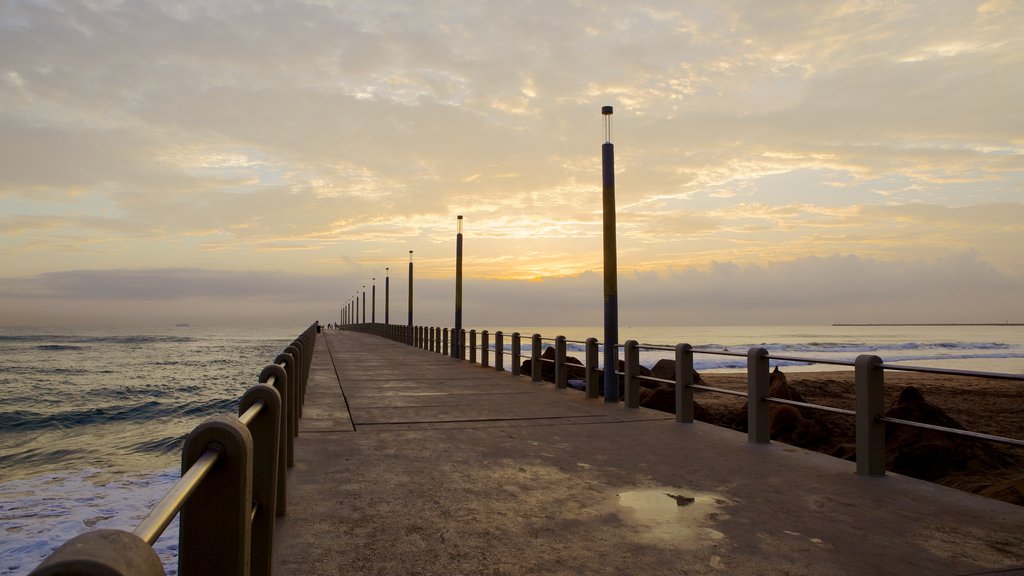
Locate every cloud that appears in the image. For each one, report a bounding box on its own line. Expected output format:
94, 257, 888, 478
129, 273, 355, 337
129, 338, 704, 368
1, 252, 1019, 327
0, 0, 1022, 324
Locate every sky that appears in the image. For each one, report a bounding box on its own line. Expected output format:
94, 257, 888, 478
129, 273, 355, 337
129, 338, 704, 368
1, 0, 1022, 328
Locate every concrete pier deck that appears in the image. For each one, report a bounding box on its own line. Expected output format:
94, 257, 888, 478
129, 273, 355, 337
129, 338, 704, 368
272, 330, 1024, 575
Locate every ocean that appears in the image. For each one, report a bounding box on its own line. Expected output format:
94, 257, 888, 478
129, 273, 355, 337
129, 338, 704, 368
2, 324, 1023, 575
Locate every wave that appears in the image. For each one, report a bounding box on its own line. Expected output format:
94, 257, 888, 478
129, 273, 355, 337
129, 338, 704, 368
35, 344, 86, 351
0, 334, 196, 345
126, 434, 188, 456
0, 397, 240, 433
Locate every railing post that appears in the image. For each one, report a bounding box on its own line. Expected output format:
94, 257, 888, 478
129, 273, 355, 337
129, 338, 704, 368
443, 328, 449, 356
531, 334, 542, 383
437, 327, 443, 354
555, 335, 567, 389
675, 343, 695, 423
275, 352, 297, 467
495, 331, 505, 372
179, 415, 253, 576
460, 329, 466, 360
29, 530, 164, 576
856, 354, 886, 476
260, 363, 289, 516
481, 330, 490, 368
511, 332, 521, 376
469, 330, 477, 364
288, 341, 305, 417
239, 384, 282, 576
623, 340, 639, 407
747, 347, 770, 444
585, 337, 599, 398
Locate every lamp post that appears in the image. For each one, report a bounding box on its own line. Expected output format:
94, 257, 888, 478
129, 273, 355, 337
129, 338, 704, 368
372, 277, 376, 324
385, 267, 390, 325
408, 251, 414, 345
362, 285, 366, 324
601, 105, 620, 403
454, 215, 464, 359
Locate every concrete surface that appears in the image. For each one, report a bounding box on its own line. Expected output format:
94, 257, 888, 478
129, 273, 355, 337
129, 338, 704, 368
272, 330, 1024, 575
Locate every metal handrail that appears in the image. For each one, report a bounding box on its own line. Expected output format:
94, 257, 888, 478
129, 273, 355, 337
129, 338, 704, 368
238, 398, 265, 426
691, 383, 748, 398
133, 448, 221, 545
767, 396, 856, 416
879, 363, 1024, 381
879, 416, 1024, 448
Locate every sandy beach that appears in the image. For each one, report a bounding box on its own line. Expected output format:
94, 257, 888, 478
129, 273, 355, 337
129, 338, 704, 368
692, 370, 1024, 505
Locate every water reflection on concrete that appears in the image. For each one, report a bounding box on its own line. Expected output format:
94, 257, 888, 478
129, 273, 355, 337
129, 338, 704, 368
617, 487, 733, 547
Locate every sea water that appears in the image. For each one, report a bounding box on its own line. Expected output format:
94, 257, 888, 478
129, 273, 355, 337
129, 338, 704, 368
2, 324, 1023, 575
0, 327, 292, 575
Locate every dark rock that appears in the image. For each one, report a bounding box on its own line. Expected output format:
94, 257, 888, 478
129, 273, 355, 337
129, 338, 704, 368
520, 346, 586, 384
639, 385, 709, 420
884, 385, 1010, 481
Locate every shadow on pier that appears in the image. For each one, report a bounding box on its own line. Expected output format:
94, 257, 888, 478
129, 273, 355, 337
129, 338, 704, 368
274, 330, 1024, 575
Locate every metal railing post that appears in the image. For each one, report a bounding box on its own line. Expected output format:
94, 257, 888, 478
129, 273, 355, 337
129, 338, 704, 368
443, 328, 449, 356
747, 347, 770, 444
495, 331, 505, 372
555, 335, 567, 389
531, 334, 542, 383
481, 330, 490, 368
511, 332, 521, 376
856, 354, 886, 476
179, 415, 253, 576
585, 337, 599, 398
675, 343, 695, 423
239, 384, 281, 576
29, 530, 164, 576
624, 340, 639, 407
469, 330, 477, 364
260, 363, 289, 515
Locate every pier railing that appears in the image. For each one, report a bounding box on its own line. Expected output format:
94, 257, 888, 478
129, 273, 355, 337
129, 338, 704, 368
347, 322, 1023, 477
30, 323, 318, 576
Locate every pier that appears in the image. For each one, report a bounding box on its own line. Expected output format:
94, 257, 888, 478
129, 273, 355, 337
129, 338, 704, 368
274, 329, 1023, 575
30, 325, 1024, 576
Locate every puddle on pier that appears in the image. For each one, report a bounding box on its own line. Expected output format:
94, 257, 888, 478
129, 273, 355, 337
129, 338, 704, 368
617, 487, 733, 547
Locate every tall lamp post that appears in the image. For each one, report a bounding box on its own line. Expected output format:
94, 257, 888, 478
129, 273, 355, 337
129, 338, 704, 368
453, 215, 464, 359
407, 251, 414, 345
385, 268, 390, 325
372, 277, 376, 324
601, 105, 620, 403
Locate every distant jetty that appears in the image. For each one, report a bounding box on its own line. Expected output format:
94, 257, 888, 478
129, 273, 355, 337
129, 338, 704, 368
832, 323, 1023, 327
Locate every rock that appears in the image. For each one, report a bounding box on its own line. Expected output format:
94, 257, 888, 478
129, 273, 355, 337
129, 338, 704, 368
725, 368, 829, 447
639, 385, 709, 420
884, 385, 1010, 481
520, 346, 586, 384
650, 359, 676, 383
649, 359, 706, 390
